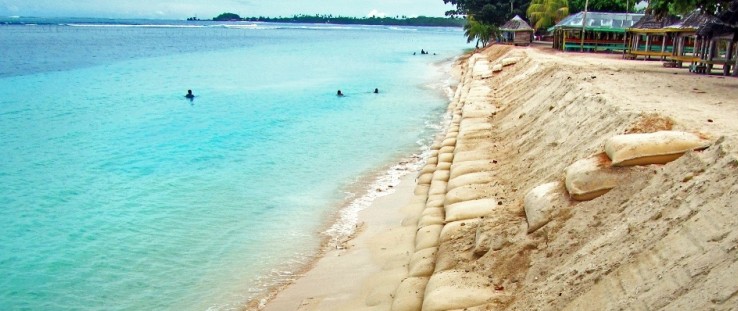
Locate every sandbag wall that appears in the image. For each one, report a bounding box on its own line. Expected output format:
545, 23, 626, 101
391, 52, 513, 311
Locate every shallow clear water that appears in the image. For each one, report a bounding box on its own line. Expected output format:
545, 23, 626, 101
0, 19, 469, 310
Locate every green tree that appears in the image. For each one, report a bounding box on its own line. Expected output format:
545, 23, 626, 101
568, 0, 634, 13
213, 12, 243, 21
527, 0, 569, 31
647, 0, 734, 16
444, 0, 530, 26
463, 16, 497, 48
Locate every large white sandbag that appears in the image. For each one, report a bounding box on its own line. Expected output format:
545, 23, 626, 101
442, 137, 457, 147
445, 198, 498, 222
423, 270, 500, 311
524, 181, 568, 233
418, 207, 445, 227
501, 57, 520, 66
447, 171, 496, 191
391, 277, 429, 311
491, 64, 503, 72
605, 131, 710, 166
425, 194, 446, 208
436, 162, 452, 171
450, 160, 497, 179
452, 151, 490, 163
415, 224, 443, 250
564, 153, 628, 201
439, 146, 455, 155
420, 163, 437, 174
432, 170, 450, 182
439, 153, 454, 164
408, 247, 438, 277
417, 172, 433, 185
445, 184, 495, 206
428, 181, 448, 195
414, 184, 430, 196
440, 218, 480, 243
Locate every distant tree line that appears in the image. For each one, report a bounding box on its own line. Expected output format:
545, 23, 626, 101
211, 12, 465, 27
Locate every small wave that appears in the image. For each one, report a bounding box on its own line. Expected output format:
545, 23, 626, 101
66, 23, 206, 28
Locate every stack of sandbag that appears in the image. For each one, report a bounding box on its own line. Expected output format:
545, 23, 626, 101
523, 131, 710, 234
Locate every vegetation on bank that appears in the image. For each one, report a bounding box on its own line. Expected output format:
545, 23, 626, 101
446, 0, 736, 42
210, 12, 465, 27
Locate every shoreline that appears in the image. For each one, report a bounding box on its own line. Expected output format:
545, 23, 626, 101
247, 57, 462, 310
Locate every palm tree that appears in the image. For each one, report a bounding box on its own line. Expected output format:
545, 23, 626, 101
527, 0, 569, 31
463, 16, 496, 48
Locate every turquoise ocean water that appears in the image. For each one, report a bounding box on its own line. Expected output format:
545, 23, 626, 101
0, 18, 469, 310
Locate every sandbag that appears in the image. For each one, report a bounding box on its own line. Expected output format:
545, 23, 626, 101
418, 207, 445, 227
440, 218, 480, 242
428, 181, 448, 195
524, 181, 568, 233
417, 172, 433, 185
438, 153, 454, 164
442, 137, 457, 147
391, 277, 429, 311
432, 170, 450, 182
491, 64, 503, 72
564, 153, 627, 201
450, 160, 496, 179
445, 198, 498, 222
501, 57, 519, 66
447, 171, 496, 191
605, 131, 710, 166
414, 184, 430, 196
445, 184, 495, 206
439, 146, 455, 155
423, 270, 499, 311
452, 151, 490, 163
408, 248, 437, 277
436, 162, 452, 171
415, 224, 443, 250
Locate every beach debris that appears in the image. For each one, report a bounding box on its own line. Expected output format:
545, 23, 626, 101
564, 153, 629, 201
524, 181, 568, 233
492, 64, 503, 73
604, 131, 711, 166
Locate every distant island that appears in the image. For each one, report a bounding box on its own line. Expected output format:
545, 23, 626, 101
208, 12, 465, 27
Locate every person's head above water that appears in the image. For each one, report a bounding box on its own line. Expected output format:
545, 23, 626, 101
337, 90, 344, 96
374, 88, 379, 93
185, 89, 194, 98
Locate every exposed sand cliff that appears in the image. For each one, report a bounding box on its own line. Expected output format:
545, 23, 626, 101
261, 44, 738, 311
391, 45, 738, 311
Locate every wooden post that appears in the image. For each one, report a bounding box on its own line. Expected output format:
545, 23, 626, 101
580, 0, 589, 52
662, 33, 668, 59
726, 39, 735, 76
733, 40, 738, 77
707, 39, 716, 73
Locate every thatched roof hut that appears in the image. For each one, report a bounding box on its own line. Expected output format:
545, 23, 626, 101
626, 15, 681, 59
500, 15, 534, 46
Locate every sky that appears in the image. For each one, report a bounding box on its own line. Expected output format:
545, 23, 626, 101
0, 0, 457, 19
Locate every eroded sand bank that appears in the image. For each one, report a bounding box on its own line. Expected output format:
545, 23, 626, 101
260, 44, 738, 311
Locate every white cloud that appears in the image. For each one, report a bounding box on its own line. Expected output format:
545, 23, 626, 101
367, 9, 385, 18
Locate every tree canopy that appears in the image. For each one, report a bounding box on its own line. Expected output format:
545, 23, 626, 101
647, 0, 735, 17
443, 0, 530, 26
527, 0, 569, 31
213, 13, 243, 21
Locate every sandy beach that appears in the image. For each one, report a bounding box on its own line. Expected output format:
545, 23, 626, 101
259, 43, 738, 310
